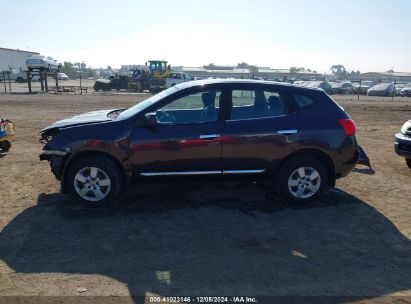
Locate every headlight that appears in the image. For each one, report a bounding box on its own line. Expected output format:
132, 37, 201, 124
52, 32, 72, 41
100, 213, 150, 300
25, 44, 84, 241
401, 121, 411, 135
39, 128, 60, 143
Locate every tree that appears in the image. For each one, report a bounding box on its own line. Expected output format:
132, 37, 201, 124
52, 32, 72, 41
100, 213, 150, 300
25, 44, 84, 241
87, 68, 95, 78
203, 63, 215, 70
237, 62, 255, 69
330, 65, 347, 77
60, 62, 76, 78
290, 67, 306, 74
60, 61, 94, 79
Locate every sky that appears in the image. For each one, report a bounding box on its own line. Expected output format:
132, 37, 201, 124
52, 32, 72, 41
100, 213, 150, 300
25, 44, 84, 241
1, 0, 411, 73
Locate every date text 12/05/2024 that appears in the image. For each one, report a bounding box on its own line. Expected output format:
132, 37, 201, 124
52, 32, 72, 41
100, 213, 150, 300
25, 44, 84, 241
149, 296, 258, 303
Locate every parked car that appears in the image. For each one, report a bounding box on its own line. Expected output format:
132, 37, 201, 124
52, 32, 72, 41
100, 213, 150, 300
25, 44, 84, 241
40, 79, 362, 207
15, 75, 27, 83
165, 72, 194, 88
57, 73, 69, 80
298, 81, 333, 94
400, 87, 411, 97
0, 70, 28, 83
353, 81, 375, 95
93, 75, 130, 91
367, 83, 395, 96
26, 55, 60, 71
395, 120, 411, 168
330, 81, 354, 94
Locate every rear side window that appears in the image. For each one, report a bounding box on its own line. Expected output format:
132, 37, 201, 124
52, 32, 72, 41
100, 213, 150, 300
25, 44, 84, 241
294, 94, 315, 109
230, 89, 288, 120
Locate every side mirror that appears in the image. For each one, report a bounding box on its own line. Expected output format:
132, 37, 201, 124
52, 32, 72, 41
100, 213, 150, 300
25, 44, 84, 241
144, 112, 157, 125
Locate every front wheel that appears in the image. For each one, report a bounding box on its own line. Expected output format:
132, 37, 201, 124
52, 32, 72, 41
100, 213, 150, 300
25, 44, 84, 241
66, 156, 123, 207
0, 140, 11, 151
276, 156, 328, 204
406, 158, 411, 169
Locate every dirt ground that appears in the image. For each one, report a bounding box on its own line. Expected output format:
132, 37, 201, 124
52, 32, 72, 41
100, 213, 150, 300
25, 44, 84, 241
0, 92, 411, 303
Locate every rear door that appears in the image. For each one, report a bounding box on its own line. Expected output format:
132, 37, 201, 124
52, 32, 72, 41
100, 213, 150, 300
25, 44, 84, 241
221, 84, 301, 174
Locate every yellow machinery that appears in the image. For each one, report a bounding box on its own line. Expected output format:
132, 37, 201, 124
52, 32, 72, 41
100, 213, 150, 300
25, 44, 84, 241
147, 60, 171, 79
0, 119, 15, 151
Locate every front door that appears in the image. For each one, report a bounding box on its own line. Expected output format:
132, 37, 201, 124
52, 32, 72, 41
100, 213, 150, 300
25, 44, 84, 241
129, 88, 225, 175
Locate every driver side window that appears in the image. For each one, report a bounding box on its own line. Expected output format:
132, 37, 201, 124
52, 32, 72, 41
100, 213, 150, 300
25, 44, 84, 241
156, 89, 221, 124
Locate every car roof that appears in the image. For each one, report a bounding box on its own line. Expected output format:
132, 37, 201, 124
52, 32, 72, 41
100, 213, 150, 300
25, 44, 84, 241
174, 79, 324, 92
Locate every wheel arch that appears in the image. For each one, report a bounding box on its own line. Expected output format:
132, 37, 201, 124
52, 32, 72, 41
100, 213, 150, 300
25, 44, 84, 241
276, 148, 336, 187
61, 150, 130, 193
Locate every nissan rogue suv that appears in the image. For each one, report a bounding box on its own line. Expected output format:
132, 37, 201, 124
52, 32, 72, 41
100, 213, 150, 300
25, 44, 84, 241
40, 79, 360, 207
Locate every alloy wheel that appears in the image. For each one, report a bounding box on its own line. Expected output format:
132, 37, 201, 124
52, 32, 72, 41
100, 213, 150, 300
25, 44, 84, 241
73, 167, 111, 202
287, 166, 321, 199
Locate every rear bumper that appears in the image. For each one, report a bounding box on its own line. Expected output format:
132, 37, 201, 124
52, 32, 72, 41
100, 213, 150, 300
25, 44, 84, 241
395, 133, 411, 158
334, 136, 360, 179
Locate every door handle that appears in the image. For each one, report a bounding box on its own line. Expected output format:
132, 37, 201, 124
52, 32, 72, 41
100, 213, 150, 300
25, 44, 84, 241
199, 134, 220, 139
277, 129, 298, 135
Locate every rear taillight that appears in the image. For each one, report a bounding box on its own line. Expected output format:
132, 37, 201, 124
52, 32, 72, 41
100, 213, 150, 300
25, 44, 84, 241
338, 119, 356, 136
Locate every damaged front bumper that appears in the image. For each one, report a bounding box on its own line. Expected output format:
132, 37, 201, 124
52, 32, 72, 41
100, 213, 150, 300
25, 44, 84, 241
39, 149, 70, 180
39, 149, 68, 160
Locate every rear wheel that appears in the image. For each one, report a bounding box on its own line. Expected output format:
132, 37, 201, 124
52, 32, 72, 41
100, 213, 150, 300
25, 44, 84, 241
277, 156, 328, 204
406, 158, 411, 169
66, 156, 123, 207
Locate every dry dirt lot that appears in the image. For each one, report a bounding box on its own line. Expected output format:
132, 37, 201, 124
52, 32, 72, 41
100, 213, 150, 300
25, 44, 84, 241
0, 93, 411, 303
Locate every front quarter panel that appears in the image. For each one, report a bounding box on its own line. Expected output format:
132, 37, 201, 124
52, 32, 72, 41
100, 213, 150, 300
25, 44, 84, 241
42, 120, 133, 181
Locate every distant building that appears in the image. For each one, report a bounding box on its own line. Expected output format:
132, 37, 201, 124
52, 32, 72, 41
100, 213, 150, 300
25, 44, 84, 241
0, 47, 39, 72
119, 63, 324, 80
181, 66, 251, 79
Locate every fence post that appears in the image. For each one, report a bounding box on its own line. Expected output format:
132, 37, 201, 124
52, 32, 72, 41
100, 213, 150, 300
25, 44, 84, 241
7, 72, 11, 93
2, 72, 6, 93
28, 71, 32, 93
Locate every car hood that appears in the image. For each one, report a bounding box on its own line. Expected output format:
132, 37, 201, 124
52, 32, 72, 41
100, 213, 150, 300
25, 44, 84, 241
41, 109, 116, 132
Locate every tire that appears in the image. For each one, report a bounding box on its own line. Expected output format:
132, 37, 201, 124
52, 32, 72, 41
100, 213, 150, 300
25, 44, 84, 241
0, 140, 11, 151
276, 156, 328, 204
406, 158, 411, 169
65, 156, 124, 207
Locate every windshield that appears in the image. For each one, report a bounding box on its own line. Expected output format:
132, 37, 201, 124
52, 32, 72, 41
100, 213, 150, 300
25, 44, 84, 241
117, 86, 178, 120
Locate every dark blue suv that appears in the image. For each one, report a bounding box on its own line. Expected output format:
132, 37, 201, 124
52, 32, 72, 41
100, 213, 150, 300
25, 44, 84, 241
40, 80, 360, 206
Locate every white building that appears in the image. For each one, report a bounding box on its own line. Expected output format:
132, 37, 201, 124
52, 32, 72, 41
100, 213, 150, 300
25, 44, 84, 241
0, 47, 39, 72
